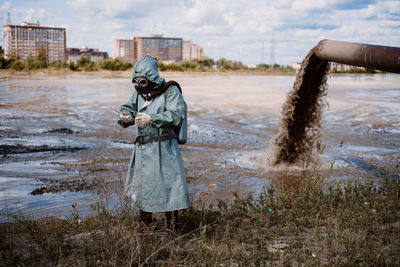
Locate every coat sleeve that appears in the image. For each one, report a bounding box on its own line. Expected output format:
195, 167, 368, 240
150, 86, 184, 128
117, 92, 137, 128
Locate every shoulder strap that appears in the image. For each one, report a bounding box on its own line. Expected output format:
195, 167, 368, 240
163, 80, 182, 102
165, 81, 182, 93
164, 87, 169, 102
136, 92, 139, 112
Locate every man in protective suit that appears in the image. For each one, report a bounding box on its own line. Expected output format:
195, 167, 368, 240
118, 55, 190, 227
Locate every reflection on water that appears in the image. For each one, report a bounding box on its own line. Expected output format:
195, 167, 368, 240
0, 72, 399, 221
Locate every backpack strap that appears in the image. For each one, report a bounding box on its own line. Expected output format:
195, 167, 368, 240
164, 88, 168, 103
163, 81, 182, 103
136, 92, 139, 112
136, 81, 181, 112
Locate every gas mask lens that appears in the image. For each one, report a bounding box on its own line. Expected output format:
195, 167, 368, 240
134, 78, 148, 88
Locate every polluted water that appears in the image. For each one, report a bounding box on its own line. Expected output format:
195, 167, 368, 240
0, 71, 399, 221
272, 46, 330, 165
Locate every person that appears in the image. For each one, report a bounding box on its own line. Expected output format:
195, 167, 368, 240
117, 55, 190, 228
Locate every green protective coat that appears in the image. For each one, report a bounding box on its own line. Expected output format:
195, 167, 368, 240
118, 55, 190, 212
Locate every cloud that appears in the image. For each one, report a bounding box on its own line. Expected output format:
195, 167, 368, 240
24, 8, 49, 22
67, 0, 170, 18
290, 0, 375, 12
5, 0, 400, 65
0, 1, 11, 11
180, 1, 231, 27
81, 25, 90, 33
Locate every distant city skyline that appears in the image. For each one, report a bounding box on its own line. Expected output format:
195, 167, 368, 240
1, 0, 399, 65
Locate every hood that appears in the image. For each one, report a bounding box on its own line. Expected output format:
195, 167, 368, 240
131, 55, 165, 86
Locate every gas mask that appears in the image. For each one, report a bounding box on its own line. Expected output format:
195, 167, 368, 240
133, 77, 160, 100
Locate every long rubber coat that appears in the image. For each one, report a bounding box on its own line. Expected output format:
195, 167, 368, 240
118, 56, 190, 212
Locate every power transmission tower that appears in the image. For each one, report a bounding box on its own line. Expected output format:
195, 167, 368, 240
270, 38, 275, 69
261, 41, 264, 65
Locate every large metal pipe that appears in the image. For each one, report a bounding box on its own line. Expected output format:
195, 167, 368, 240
314, 39, 400, 74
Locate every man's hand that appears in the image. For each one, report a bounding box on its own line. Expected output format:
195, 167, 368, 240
120, 112, 132, 123
135, 112, 151, 127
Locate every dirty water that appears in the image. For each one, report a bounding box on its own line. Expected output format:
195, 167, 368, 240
272, 47, 330, 164
0, 72, 399, 221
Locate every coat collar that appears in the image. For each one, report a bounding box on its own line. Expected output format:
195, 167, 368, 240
138, 94, 154, 112
140, 99, 153, 110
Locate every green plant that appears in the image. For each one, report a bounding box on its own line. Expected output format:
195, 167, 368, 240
36, 47, 48, 68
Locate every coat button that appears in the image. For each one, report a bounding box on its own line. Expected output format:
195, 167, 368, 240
141, 145, 145, 150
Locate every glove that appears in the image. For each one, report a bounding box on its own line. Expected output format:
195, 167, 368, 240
135, 112, 151, 127
120, 112, 132, 123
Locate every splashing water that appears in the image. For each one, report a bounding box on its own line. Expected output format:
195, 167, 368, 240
272, 46, 331, 164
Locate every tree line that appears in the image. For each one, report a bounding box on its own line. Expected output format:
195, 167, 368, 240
0, 48, 295, 72
0, 47, 133, 71
158, 57, 294, 72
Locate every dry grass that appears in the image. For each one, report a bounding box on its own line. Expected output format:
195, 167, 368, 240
1, 169, 399, 266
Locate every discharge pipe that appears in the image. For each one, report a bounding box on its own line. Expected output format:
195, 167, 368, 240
314, 39, 400, 74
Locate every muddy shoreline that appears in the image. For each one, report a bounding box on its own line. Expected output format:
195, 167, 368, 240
0, 72, 399, 221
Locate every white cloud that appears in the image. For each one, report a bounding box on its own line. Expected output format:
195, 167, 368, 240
24, 8, 35, 21
0, 1, 11, 11
67, 0, 169, 18
24, 7, 49, 22
5, 0, 400, 65
291, 0, 333, 11
81, 25, 90, 33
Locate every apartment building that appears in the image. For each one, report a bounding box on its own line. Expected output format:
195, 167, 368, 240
3, 22, 66, 62
113, 35, 204, 64
67, 46, 108, 64
330, 62, 363, 72
133, 35, 182, 63
113, 39, 134, 63
182, 41, 204, 61
289, 62, 363, 72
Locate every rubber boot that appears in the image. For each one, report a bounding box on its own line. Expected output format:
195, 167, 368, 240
139, 210, 152, 227
165, 210, 179, 231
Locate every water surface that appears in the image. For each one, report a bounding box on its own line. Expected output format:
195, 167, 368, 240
0, 72, 399, 221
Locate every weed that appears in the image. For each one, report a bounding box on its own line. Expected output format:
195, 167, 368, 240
1, 177, 399, 265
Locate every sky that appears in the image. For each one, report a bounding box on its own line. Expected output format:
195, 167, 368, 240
1, 0, 399, 65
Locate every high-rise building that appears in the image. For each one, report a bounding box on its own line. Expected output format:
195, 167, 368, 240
182, 41, 204, 61
3, 22, 66, 62
113, 35, 204, 64
133, 35, 182, 63
113, 39, 134, 63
